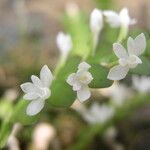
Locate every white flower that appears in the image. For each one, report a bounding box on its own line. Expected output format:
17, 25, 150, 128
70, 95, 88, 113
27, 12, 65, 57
108, 33, 146, 80
33, 123, 56, 150
20, 65, 53, 116
90, 9, 103, 44
66, 62, 93, 102
103, 7, 136, 28
56, 32, 72, 59
82, 103, 114, 124
132, 75, 150, 93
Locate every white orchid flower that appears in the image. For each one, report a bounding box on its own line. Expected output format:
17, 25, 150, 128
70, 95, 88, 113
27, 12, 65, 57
82, 103, 114, 124
108, 33, 146, 80
67, 62, 93, 102
56, 32, 72, 59
103, 7, 136, 28
90, 8, 103, 46
20, 65, 53, 116
132, 75, 150, 93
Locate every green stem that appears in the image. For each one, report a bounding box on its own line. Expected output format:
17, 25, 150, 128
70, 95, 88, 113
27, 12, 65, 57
117, 25, 128, 43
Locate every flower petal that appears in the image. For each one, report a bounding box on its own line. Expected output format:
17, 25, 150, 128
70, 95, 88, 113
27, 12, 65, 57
107, 65, 129, 80
23, 93, 40, 100
40, 65, 53, 87
127, 37, 135, 54
26, 99, 45, 116
77, 86, 91, 102
73, 82, 81, 91
31, 75, 43, 87
103, 10, 120, 27
119, 8, 136, 26
128, 33, 146, 56
133, 33, 146, 56
66, 73, 76, 86
20, 82, 36, 93
78, 62, 91, 70
90, 8, 103, 34
113, 43, 128, 58
56, 32, 72, 56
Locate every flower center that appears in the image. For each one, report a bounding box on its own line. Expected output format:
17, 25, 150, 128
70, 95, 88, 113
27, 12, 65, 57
40, 87, 51, 100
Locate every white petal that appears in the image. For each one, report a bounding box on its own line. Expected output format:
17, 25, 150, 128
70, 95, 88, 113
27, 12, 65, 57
128, 55, 142, 68
127, 37, 135, 54
77, 86, 91, 102
78, 62, 91, 70
26, 99, 45, 116
119, 8, 136, 26
40, 65, 53, 87
20, 82, 36, 93
23, 93, 40, 100
119, 8, 130, 26
56, 32, 72, 56
113, 43, 128, 58
73, 82, 81, 91
133, 33, 146, 56
128, 33, 146, 56
103, 10, 120, 27
31, 75, 43, 87
90, 9, 103, 34
66, 73, 76, 86
107, 65, 129, 80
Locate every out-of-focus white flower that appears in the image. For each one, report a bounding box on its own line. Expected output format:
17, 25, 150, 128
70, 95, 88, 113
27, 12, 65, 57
108, 33, 146, 80
99, 83, 133, 106
67, 62, 93, 102
90, 8, 103, 45
7, 123, 22, 150
4, 89, 18, 102
82, 103, 114, 124
132, 75, 150, 93
56, 32, 72, 59
103, 127, 118, 141
103, 7, 136, 28
33, 123, 56, 150
20, 65, 53, 116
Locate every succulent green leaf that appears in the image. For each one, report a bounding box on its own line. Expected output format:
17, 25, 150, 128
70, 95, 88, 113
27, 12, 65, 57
89, 64, 113, 88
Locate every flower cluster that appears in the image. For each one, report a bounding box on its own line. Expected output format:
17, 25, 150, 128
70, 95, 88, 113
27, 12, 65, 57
90, 7, 136, 45
20, 7, 147, 117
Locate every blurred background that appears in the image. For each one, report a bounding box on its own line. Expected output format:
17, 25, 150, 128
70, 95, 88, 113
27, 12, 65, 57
0, 0, 150, 150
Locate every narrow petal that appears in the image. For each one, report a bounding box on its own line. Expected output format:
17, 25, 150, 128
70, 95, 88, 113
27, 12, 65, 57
66, 73, 76, 86
40, 65, 53, 87
119, 7, 130, 26
127, 37, 135, 55
31, 75, 43, 87
77, 86, 91, 102
113, 43, 128, 58
133, 33, 146, 56
90, 9, 103, 34
26, 99, 45, 116
23, 93, 40, 100
20, 82, 36, 93
56, 32, 72, 56
128, 33, 146, 56
107, 65, 129, 80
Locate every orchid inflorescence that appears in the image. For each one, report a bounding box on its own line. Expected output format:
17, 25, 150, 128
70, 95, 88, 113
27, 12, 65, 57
20, 7, 147, 116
